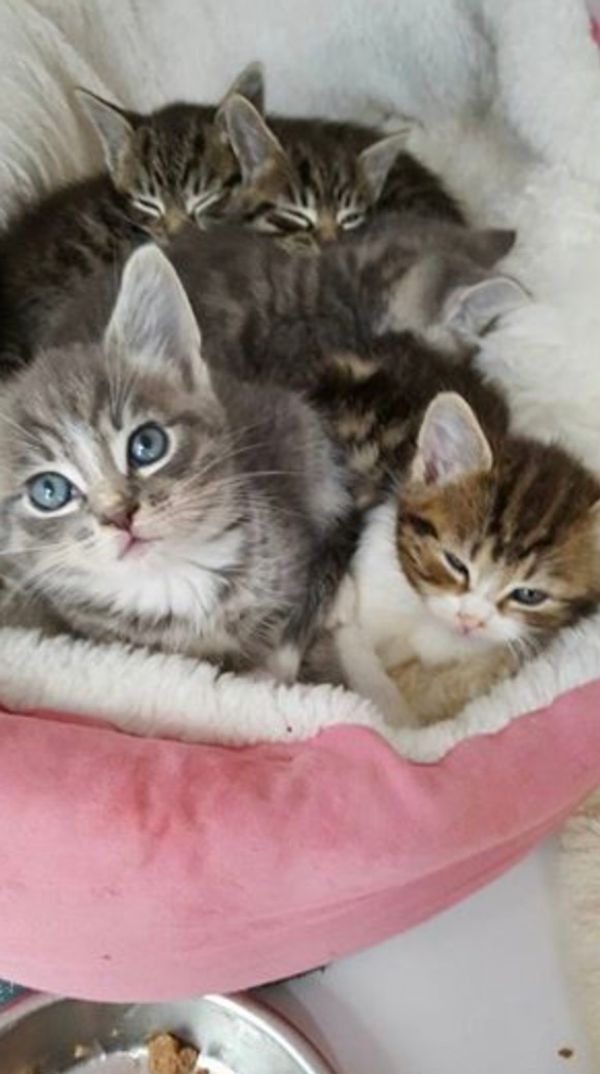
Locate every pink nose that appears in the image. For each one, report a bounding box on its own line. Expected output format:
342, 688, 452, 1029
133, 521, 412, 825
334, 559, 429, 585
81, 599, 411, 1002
456, 612, 486, 634
101, 507, 137, 532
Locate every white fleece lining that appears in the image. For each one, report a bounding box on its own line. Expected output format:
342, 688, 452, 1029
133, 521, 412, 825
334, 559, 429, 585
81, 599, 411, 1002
1, 612, 599, 763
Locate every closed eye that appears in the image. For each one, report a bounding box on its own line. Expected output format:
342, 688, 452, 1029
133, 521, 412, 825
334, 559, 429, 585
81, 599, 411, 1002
443, 550, 470, 581
132, 197, 163, 219
337, 208, 366, 230
267, 208, 314, 233
189, 189, 224, 218
405, 514, 438, 539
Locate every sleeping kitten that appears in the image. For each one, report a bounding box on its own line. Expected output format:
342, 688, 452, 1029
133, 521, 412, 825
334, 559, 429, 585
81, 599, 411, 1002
0, 63, 263, 373
0, 244, 352, 678
46, 212, 523, 400
221, 94, 463, 247
321, 356, 600, 723
168, 213, 522, 390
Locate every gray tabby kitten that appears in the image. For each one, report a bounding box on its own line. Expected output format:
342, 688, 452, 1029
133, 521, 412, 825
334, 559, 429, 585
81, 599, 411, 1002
49, 214, 522, 398
0, 245, 351, 679
0, 63, 263, 373
168, 213, 523, 394
222, 94, 463, 247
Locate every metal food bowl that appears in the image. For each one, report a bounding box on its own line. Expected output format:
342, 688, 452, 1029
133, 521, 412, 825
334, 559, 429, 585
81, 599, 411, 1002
0, 992, 337, 1073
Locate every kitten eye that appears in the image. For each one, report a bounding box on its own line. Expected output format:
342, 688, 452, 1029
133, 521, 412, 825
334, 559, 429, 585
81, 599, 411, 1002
132, 197, 163, 219
338, 209, 366, 231
509, 587, 548, 607
128, 423, 170, 469
27, 472, 75, 513
444, 550, 470, 580
268, 208, 313, 233
406, 514, 437, 538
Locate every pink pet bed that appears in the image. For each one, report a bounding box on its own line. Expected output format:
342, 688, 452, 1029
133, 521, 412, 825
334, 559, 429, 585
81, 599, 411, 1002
0, 674, 600, 1001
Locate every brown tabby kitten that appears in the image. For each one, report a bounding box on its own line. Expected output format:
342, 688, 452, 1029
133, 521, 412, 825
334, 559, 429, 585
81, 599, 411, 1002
0, 63, 263, 373
322, 365, 600, 722
221, 94, 463, 247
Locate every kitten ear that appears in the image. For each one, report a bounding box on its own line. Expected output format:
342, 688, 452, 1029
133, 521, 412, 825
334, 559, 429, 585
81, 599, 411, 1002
105, 245, 209, 389
76, 88, 134, 174
359, 131, 408, 202
221, 61, 265, 114
411, 392, 492, 486
443, 275, 531, 336
464, 228, 517, 268
222, 93, 288, 185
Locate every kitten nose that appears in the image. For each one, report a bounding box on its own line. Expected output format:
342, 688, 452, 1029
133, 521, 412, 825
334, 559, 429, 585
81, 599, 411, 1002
318, 223, 338, 244
164, 208, 187, 236
456, 612, 486, 634
101, 506, 138, 532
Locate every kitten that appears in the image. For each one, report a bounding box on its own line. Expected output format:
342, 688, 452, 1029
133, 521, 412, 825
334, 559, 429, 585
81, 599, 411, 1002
221, 94, 463, 247
0, 63, 263, 373
46, 212, 523, 400
325, 372, 600, 723
0, 244, 352, 679
167, 212, 523, 391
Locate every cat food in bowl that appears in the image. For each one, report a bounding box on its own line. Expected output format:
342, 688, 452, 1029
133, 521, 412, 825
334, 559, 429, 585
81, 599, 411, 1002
0, 993, 337, 1074
148, 1032, 199, 1074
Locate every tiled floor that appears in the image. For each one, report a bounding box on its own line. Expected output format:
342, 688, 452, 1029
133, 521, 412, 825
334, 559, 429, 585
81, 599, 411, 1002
262, 838, 591, 1074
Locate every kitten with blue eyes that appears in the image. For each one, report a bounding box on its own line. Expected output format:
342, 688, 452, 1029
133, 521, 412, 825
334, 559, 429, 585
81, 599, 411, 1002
0, 244, 351, 677
221, 94, 463, 248
0, 63, 264, 374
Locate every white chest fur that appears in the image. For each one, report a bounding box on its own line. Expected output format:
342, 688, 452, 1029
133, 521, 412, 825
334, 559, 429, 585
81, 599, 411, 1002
351, 500, 471, 668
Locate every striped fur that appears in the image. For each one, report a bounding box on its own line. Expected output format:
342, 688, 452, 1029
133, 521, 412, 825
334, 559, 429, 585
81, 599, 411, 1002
0, 64, 263, 373
0, 246, 352, 676
223, 95, 463, 249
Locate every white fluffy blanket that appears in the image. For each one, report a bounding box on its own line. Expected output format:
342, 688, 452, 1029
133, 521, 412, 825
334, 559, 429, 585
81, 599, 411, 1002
1, 0, 600, 1060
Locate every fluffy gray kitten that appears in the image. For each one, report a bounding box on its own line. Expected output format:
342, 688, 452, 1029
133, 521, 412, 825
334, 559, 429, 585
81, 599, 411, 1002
0, 246, 351, 678
54, 212, 524, 393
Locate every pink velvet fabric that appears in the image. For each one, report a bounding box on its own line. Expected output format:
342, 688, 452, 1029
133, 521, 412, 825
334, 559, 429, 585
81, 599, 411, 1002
0, 682, 600, 1001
